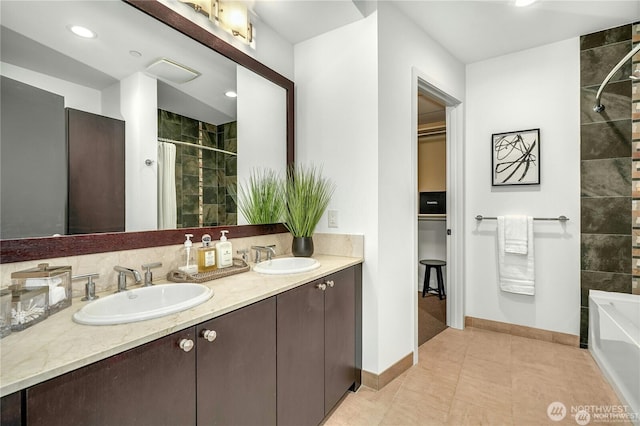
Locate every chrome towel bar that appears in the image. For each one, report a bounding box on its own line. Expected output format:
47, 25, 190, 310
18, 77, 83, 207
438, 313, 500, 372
475, 215, 569, 222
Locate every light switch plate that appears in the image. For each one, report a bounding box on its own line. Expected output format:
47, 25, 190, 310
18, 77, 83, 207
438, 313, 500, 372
328, 210, 338, 228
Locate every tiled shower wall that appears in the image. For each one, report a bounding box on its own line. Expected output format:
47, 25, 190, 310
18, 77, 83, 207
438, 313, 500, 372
158, 110, 237, 228
580, 23, 639, 348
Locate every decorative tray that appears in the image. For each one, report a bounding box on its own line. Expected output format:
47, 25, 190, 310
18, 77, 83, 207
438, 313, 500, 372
167, 258, 250, 283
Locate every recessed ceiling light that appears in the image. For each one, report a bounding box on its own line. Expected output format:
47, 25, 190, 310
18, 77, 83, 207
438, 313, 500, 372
68, 25, 97, 39
225, 91, 238, 98
129, 50, 142, 58
515, 0, 538, 6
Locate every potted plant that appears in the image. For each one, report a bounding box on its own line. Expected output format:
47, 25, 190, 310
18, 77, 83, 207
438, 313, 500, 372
237, 168, 286, 225
284, 164, 335, 257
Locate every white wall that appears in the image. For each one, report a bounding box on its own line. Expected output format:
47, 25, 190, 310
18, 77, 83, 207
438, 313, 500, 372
295, 14, 380, 371
375, 1, 465, 372
1, 62, 101, 114
295, 2, 465, 375
465, 38, 581, 335
237, 66, 287, 225
120, 72, 158, 232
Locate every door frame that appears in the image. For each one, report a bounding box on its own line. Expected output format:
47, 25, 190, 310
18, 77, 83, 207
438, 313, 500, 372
412, 68, 464, 361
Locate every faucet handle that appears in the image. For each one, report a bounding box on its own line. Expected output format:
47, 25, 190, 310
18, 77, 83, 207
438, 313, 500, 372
266, 245, 276, 260
141, 262, 162, 287
73, 273, 100, 301
236, 249, 249, 263
251, 246, 263, 263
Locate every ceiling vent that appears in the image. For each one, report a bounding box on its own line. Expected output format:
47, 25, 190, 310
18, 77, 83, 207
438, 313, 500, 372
146, 58, 200, 84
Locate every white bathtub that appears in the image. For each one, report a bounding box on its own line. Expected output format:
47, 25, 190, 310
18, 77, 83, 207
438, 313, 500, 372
589, 290, 640, 425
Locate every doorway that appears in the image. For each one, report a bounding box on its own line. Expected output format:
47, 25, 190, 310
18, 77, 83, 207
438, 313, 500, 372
416, 91, 448, 346
411, 71, 464, 359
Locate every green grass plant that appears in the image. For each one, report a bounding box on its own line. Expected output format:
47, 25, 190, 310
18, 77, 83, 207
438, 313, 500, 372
238, 168, 285, 224
284, 165, 335, 238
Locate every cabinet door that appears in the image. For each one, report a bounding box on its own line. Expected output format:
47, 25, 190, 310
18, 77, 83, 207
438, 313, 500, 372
25, 328, 196, 426
1, 391, 22, 426
324, 267, 356, 414
277, 280, 325, 426
196, 297, 276, 426
67, 108, 125, 234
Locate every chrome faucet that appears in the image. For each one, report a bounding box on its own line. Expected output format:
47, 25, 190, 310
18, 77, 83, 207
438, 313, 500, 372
251, 245, 276, 263
113, 266, 142, 292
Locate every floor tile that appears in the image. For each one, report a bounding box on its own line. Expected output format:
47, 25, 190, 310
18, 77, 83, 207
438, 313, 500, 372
325, 327, 624, 426
446, 398, 514, 426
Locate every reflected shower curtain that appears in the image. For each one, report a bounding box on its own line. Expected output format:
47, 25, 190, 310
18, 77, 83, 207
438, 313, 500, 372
157, 142, 177, 229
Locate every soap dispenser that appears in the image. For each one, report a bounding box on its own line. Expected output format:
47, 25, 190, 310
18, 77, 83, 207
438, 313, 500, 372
179, 234, 198, 275
198, 234, 217, 273
216, 230, 233, 268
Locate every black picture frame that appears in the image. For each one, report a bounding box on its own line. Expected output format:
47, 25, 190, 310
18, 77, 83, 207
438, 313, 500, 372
491, 128, 540, 186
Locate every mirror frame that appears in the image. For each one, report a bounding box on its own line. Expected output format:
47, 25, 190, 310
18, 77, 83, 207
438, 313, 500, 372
0, 0, 294, 264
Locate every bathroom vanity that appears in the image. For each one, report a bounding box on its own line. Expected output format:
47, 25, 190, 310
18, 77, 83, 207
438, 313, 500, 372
0, 256, 362, 426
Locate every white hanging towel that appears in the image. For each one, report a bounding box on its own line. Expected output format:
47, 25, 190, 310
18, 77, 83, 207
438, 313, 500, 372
504, 215, 528, 254
497, 216, 535, 295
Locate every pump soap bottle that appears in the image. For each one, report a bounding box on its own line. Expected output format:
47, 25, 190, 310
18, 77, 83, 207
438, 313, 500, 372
198, 234, 217, 273
179, 234, 198, 275
216, 230, 233, 268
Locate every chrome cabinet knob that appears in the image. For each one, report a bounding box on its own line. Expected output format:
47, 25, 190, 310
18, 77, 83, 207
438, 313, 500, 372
316, 283, 327, 291
326, 280, 335, 288
179, 338, 194, 352
202, 329, 217, 342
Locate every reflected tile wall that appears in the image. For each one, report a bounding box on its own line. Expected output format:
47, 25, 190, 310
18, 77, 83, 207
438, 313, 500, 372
580, 23, 635, 348
158, 109, 237, 228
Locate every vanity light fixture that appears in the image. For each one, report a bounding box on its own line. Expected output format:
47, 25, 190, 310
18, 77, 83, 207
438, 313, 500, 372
178, 0, 253, 44
225, 90, 238, 98
214, 1, 253, 43
68, 25, 97, 39
514, 0, 538, 6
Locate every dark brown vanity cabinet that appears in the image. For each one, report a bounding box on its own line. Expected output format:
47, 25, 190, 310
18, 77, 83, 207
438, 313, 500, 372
277, 267, 358, 426
196, 297, 277, 425
25, 328, 197, 426
7, 265, 361, 426
19, 298, 277, 426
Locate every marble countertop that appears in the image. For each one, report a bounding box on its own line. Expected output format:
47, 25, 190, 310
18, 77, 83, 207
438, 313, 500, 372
0, 254, 362, 396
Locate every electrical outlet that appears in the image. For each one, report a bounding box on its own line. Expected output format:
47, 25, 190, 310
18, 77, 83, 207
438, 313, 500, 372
328, 210, 338, 228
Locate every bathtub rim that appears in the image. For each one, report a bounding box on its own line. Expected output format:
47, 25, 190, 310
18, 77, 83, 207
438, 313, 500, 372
588, 289, 640, 426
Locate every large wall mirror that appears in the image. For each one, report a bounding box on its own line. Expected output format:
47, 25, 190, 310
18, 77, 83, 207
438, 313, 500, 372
0, 0, 293, 263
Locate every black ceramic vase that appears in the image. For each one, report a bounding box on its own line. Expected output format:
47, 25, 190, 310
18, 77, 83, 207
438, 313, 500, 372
292, 236, 314, 257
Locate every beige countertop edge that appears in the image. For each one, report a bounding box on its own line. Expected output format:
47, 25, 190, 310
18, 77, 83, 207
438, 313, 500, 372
0, 255, 362, 396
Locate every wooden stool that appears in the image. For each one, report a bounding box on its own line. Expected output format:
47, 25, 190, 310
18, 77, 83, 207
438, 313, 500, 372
420, 259, 446, 300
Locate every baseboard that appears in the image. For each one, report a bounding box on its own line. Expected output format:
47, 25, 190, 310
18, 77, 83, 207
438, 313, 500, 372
465, 316, 579, 347
361, 352, 413, 390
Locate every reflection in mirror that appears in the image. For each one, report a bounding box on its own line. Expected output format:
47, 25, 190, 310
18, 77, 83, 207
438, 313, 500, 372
0, 0, 286, 239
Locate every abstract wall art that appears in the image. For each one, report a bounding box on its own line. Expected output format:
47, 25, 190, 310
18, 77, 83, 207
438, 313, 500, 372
491, 128, 540, 186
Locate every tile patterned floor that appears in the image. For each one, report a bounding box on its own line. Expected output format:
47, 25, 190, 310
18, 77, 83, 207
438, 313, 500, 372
325, 327, 626, 425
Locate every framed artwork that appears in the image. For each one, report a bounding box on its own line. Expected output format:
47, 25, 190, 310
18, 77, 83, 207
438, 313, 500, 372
491, 128, 540, 186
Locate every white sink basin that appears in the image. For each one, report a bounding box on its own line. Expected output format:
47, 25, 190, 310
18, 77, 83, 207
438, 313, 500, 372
73, 283, 213, 325
253, 257, 320, 275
